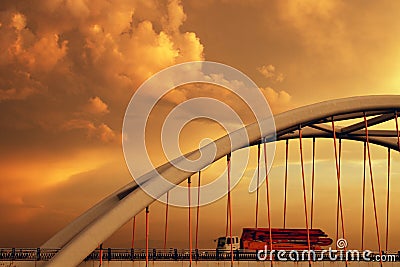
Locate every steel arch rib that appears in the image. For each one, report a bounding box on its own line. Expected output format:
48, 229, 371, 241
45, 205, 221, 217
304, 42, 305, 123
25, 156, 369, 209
43, 95, 400, 267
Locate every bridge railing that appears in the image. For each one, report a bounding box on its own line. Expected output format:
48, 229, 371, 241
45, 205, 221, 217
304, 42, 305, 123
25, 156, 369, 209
0, 248, 60, 261
82, 248, 260, 261
1, 248, 400, 262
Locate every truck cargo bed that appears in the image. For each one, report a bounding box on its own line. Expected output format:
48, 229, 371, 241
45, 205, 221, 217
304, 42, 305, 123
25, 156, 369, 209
241, 228, 333, 250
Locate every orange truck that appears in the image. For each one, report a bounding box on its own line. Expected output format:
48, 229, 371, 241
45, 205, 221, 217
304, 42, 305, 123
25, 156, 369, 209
217, 228, 332, 251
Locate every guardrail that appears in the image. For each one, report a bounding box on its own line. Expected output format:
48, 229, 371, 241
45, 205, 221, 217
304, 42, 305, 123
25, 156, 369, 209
1, 248, 399, 262
0, 248, 59, 261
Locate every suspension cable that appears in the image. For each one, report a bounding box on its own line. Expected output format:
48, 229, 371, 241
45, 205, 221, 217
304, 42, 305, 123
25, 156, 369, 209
263, 142, 273, 257
396, 111, 400, 151
385, 148, 390, 251
311, 137, 315, 229
332, 119, 346, 248
256, 143, 260, 228
361, 141, 366, 251
226, 154, 232, 236
299, 127, 311, 253
195, 171, 201, 250
99, 243, 103, 266
132, 216, 136, 249
145, 206, 149, 267
188, 177, 192, 265
364, 113, 383, 266
339, 139, 342, 237
225, 203, 229, 236
163, 192, 169, 249
283, 139, 289, 229
391, 110, 400, 251
227, 153, 234, 266
334, 138, 343, 247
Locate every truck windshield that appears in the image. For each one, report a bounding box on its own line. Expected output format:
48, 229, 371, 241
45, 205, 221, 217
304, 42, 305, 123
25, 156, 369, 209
217, 237, 226, 247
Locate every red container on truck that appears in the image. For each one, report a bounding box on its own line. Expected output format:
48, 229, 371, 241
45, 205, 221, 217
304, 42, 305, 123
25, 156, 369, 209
217, 228, 332, 251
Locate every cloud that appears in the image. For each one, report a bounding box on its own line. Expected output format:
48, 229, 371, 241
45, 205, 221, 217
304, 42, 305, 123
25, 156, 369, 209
0, 87, 38, 101
260, 86, 292, 113
163, 0, 187, 33
61, 119, 116, 143
0, 0, 204, 136
4, 13, 69, 72
0, 69, 45, 102
258, 64, 285, 82
97, 123, 116, 142
11, 12, 26, 31
85, 96, 109, 115
258, 64, 275, 78
0, 1, 204, 245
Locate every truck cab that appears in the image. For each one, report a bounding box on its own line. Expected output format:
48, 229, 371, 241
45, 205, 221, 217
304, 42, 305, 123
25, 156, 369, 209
216, 236, 240, 251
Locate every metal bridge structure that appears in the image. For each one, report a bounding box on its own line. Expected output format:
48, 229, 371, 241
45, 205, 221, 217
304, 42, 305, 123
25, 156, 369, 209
2, 95, 400, 267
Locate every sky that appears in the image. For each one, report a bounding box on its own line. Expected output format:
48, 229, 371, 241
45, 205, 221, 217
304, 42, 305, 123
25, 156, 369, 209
1, 0, 400, 251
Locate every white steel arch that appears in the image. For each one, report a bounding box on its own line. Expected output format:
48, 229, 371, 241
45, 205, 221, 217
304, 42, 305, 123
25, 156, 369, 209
42, 95, 400, 267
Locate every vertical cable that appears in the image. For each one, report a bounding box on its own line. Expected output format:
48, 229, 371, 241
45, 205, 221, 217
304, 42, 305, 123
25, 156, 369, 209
283, 139, 289, 229
132, 216, 136, 249
163, 192, 169, 249
195, 171, 201, 250
310, 137, 316, 229
225, 205, 229, 236
339, 139, 342, 235
332, 119, 346, 250
385, 148, 390, 251
145, 207, 149, 267
188, 177, 192, 266
99, 244, 103, 266
361, 141, 366, 251
299, 126, 311, 264
263, 142, 273, 258
364, 113, 383, 266
335, 138, 343, 247
256, 143, 260, 228
396, 111, 400, 151
339, 139, 342, 171
227, 153, 234, 266
391, 111, 400, 251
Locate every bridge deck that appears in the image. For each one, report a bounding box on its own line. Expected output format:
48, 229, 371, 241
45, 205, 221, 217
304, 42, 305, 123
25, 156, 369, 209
1, 248, 399, 262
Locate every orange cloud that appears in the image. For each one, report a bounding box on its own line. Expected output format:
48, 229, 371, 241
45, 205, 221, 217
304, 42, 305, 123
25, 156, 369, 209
0, 87, 37, 101
7, 16, 68, 72
163, 0, 187, 33
260, 87, 292, 113
258, 64, 285, 82
61, 119, 116, 143
11, 13, 26, 31
85, 96, 109, 115
97, 123, 116, 142
0, 0, 204, 135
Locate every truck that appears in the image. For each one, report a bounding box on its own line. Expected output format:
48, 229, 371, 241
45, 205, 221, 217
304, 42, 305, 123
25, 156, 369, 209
216, 228, 332, 251
216, 235, 241, 251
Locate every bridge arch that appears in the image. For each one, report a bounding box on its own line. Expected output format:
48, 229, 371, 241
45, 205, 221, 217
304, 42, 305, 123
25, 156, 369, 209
43, 95, 400, 267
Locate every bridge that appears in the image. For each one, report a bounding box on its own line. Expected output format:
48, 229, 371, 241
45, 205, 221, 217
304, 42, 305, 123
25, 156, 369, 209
2, 95, 400, 267
1, 248, 399, 262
